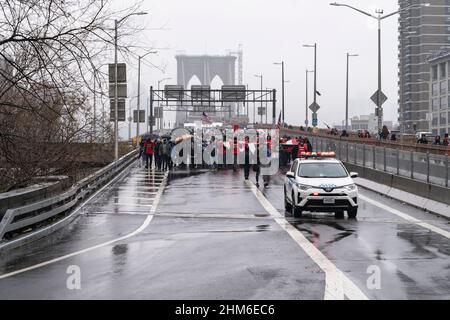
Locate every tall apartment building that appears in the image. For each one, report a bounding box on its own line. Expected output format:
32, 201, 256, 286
428, 50, 449, 136
398, 0, 450, 133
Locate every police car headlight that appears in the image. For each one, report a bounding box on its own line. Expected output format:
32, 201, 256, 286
297, 184, 313, 191
343, 184, 357, 191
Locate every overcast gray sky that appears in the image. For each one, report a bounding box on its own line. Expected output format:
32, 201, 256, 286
120, 0, 400, 136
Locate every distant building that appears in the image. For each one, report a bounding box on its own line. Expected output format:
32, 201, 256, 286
398, 0, 450, 133
351, 114, 394, 133
428, 49, 450, 136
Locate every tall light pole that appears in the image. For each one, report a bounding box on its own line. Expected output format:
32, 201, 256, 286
305, 69, 314, 129
303, 43, 318, 127
274, 62, 285, 124
265, 87, 271, 125
330, 2, 430, 134
254, 74, 263, 124
345, 53, 359, 131
113, 11, 148, 161
157, 77, 171, 132
137, 51, 157, 141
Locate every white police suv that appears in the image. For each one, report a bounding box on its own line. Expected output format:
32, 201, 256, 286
284, 152, 359, 218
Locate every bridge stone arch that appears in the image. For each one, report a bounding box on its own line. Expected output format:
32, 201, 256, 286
176, 55, 236, 88
175, 54, 237, 125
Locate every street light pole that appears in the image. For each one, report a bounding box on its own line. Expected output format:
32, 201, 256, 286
346, 53, 358, 131
254, 74, 263, 124
330, 2, 430, 134
114, 19, 118, 161
137, 51, 157, 141
377, 16, 382, 134
156, 77, 171, 133
113, 12, 148, 161
303, 44, 318, 127
274, 62, 285, 124
305, 69, 314, 129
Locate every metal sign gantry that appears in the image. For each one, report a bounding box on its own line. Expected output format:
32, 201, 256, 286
148, 86, 277, 133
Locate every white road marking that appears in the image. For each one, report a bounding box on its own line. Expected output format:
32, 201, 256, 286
359, 194, 450, 239
111, 191, 159, 196
113, 196, 155, 201
109, 203, 153, 207
114, 188, 159, 193
90, 212, 154, 216
245, 181, 369, 301
0, 171, 169, 280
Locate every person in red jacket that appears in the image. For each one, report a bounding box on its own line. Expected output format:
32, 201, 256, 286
233, 137, 239, 170
297, 139, 308, 158
144, 139, 155, 169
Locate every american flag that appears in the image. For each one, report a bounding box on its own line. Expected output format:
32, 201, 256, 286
202, 112, 213, 124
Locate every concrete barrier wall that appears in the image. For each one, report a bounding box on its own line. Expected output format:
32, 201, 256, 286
344, 162, 450, 206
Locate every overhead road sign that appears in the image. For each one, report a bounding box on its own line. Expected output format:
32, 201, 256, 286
221, 85, 246, 102
165, 85, 184, 100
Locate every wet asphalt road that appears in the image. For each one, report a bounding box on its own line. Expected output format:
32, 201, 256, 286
0, 162, 449, 300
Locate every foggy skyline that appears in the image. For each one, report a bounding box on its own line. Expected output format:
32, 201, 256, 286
120, 0, 401, 136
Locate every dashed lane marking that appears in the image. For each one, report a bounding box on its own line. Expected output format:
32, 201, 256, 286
245, 180, 369, 301
359, 194, 450, 239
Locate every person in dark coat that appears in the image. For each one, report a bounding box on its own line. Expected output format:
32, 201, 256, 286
253, 138, 261, 188
305, 137, 312, 152
244, 136, 250, 180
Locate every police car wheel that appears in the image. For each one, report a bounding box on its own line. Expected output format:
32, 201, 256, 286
348, 208, 358, 218
334, 211, 345, 219
284, 189, 292, 211
291, 196, 302, 217
293, 206, 302, 218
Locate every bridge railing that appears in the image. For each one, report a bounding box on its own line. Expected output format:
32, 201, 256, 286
0, 149, 139, 242
308, 136, 449, 188
282, 126, 449, 155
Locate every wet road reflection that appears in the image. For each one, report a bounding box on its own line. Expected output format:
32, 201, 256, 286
262, 171, 450, 299
0, 166, 448, 299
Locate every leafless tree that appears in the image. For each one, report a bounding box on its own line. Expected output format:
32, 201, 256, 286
0, 0, 147, 190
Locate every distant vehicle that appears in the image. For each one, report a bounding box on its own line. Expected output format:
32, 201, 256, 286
284, 152, 359, 218
415, 132, 433, 140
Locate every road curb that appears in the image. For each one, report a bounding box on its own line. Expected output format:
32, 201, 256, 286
355, 177, 450, 220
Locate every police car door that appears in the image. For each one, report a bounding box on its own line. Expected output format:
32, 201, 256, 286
286, 160, 298, 197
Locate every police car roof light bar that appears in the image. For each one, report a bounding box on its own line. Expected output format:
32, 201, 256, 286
300, 151, 336, 159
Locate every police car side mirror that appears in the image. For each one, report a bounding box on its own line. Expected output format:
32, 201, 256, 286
350, 172, 358, 178
286, 172, 295, 179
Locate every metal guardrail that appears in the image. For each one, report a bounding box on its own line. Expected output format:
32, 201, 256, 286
277, 126, 449, 156
308, 136, 450, 189
0, 149, 139, 241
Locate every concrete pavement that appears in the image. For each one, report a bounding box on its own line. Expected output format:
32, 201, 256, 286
0, 164, 449, 299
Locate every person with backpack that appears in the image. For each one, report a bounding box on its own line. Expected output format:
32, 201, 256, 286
155, 140, 163, 171
252, 136, 261, 188
262, 135, 272, 188
244, 136, 250, 180
162, 139, 172, 171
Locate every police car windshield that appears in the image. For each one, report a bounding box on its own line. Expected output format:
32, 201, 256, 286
298, 163, 348, 178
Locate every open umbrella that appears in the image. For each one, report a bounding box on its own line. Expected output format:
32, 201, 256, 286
142, 133, 159, 141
